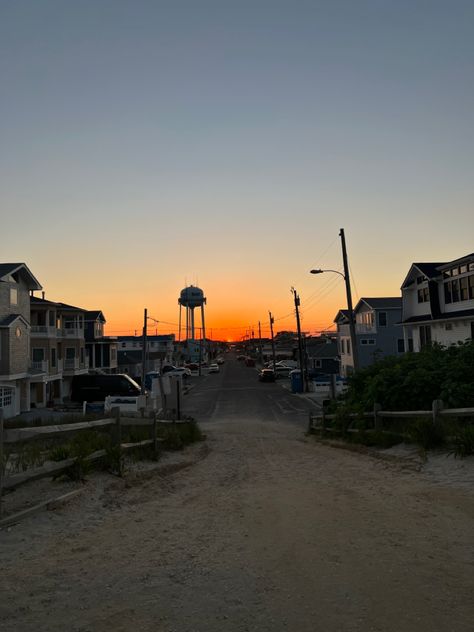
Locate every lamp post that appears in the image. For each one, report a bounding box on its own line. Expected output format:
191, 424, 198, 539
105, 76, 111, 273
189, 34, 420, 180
310, 251, 359, 373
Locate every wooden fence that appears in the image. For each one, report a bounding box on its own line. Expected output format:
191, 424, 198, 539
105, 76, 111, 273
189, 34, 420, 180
0, 407, 190, 518
307, 399, 474, 436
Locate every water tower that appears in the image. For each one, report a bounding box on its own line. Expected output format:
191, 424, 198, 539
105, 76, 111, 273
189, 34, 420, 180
178, 286, 206, 342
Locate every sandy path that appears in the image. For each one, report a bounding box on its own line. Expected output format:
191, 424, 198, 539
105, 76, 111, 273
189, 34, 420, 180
1, 418, 473, 632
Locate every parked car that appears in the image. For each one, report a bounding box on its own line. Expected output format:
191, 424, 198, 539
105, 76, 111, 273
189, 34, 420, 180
70, 374, 141, 403
216, 357, 225, 365
274, 365, 292, 378
258, 369, 276, 382
208, 363, 220, 373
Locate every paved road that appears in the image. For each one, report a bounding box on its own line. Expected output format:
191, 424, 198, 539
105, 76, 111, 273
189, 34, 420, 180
183, 355, 315, 424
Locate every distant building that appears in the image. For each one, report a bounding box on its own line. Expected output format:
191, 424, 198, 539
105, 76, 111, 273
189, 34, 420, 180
117, 335, 175, 378
0, 263, 42, 417
401, 253, 474, 350
305, 336, 339, 375
335, 298, 403, 376
84, 310, 118, 374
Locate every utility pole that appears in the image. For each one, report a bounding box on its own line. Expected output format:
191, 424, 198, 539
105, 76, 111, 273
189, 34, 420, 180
269, 311, 276, 369
141, 308, 147, 395
340, 228, 359, 372
258, 320, 263, 366
292, 288, 306, 390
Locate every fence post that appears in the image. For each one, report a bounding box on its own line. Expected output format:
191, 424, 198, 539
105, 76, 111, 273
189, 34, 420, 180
432, 399, 443, 426
0, 410, 4, 517
373, 403, 382, 431
153, 410, 159, 460
111, 406, 122, 476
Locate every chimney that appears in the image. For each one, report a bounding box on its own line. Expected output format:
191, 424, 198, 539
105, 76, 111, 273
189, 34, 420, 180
42, 291, 45, 300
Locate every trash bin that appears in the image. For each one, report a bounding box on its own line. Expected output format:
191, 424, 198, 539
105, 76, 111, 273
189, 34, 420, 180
290, 369, 303, 393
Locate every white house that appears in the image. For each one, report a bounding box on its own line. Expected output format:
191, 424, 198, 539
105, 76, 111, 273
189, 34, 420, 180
401, 253, 474, 351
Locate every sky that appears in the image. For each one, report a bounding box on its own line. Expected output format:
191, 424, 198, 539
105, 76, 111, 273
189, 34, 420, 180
1, 0, 473, 341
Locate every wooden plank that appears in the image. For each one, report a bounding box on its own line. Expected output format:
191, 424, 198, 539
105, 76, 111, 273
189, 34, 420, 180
0, 489, 84, 528
121, 439, 156, 450
439, 408, 474, 417
378, 410, 432, 418
120, 417, 190, 426
4, 418, 114, 443
3, 449, 107, 491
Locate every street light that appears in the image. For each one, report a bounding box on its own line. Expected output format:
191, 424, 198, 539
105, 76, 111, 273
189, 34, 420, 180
309, 267, 359, 372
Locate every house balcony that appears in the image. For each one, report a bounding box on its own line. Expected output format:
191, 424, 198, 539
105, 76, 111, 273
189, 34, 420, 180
63, 357, 89, 374
31, 325, 59, 337
30, 360, 48, 373
59, 327, 85, 339
356, 323, 377, 335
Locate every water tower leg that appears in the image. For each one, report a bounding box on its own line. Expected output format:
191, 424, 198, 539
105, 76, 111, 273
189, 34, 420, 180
186, 306, 189, 341
190, 308, 195, 340
201, 305, 206, 342
178, 304, 182, 343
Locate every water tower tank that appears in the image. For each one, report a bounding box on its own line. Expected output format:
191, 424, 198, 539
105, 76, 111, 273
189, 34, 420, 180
179, 286, 206, 308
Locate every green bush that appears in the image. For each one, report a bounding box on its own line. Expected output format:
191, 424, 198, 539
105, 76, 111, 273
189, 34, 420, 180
343, 341, 474, 411
451, 425, 474, 458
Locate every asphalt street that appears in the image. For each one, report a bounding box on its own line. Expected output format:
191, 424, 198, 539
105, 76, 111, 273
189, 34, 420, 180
182, 355, 315, 424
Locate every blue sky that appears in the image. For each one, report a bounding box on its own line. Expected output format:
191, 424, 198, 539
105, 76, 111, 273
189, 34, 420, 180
1, 1, 473, 336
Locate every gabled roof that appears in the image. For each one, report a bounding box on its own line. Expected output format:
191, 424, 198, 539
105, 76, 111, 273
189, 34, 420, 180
355, 297, 402, 311
437, 253, 474, 270
85, 310, 106, 322
0, 263, 42, 290
334, 309, 351, 324
401, 262, 445, 289
306, 340, 339, 358
0, 314, 30, 328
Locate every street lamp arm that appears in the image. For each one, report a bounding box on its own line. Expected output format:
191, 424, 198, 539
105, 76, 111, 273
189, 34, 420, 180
309, 268, 345, 279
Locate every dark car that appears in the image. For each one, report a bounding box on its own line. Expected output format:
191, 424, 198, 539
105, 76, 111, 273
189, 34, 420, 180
70, 374, 141, 403
258, 369, 276, 383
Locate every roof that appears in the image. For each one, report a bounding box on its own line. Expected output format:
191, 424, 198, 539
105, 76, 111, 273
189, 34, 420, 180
334, 309, 351, 323
0, 314, 30, 328
401, 308, 474, 325
356, 297, 402, 311
306, 341, 339, 358
0, 263, 42, 290
437, 253, 474, 270
84, 310, 106, 322
30, 296, 60, 307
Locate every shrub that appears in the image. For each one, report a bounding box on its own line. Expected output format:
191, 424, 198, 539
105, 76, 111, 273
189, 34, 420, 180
451, 425, 474, 458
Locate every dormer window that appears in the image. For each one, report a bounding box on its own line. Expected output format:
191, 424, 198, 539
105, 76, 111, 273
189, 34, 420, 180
417, 287, 429, 303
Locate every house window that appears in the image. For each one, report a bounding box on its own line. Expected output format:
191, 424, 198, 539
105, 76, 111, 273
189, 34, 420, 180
10, 288, 18, 305
340, 339, 345, 354
408, 338, 414, 352
397, 339, 405, 353
451, 279, 460, 302
460, 265, 468, 274
469, 275, 474, 299
419, 325, 432, 349
460, 277, 469, 301
444, 283, 452, 304
314, 360, 322, 368
361, 339, 375, 346
49, 311, 55, 327
417, 287, 429, 303
378, 312, 387, 327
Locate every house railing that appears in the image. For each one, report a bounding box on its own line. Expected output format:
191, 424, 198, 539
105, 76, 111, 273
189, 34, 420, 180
64, 358, 79, 370
59, 328, 84, 338
30, 360, 48, 373
355, 323, 377, 334
31, 325, 58, 337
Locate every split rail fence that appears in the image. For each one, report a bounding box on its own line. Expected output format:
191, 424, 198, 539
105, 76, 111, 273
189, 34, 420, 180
308, 400, 474, 436
0, 408, 189, 518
